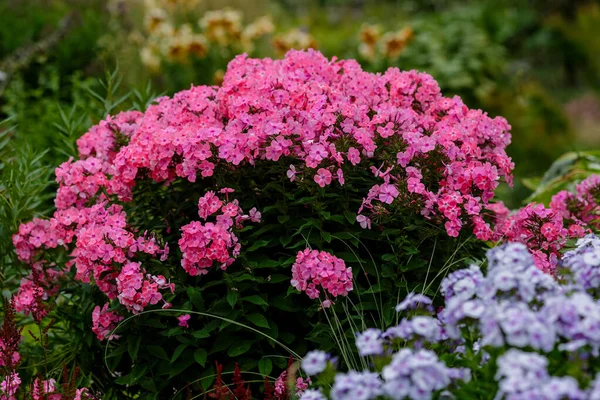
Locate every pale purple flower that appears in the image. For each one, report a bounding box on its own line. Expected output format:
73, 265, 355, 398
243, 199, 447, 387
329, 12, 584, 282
300, 389, 327, 400
302, 350, 329, 376
395, 292, 433, 313
330, 371, 383, 400
356, 328, 384, 356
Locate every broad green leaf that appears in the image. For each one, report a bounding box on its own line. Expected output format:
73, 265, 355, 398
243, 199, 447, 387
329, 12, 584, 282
194, 348, 208, 366
171, 344, 188, 364
246, 313, 270, 328
258, 358, 273, 376
227, 291, 238, 308
227, 340, 253, 357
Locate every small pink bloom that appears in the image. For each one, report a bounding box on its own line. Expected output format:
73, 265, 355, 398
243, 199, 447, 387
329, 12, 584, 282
314, 168, 332, 188
178, 314, 191, 328
356, 215, 371, 229
378, 183, 399, 204
287, 165, 297, 182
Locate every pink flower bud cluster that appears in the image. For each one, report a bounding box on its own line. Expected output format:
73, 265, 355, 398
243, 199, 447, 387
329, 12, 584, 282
291, 249, 353, 301
179, 189, 260, 276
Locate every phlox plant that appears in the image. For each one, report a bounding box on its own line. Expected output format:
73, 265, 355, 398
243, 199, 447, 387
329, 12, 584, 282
9, 49, 517, 398
298, 238, 600, 400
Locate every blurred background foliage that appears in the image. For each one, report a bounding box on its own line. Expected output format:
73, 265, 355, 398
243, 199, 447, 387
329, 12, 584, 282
1, 0, 599, 225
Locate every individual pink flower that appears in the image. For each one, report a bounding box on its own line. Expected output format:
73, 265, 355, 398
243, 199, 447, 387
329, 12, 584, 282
287, 165, 297, 182
378, 183, 399, 204
336, 168, 345, 185
347, 147, 361, 165
356, 215, 371, 229
178, 314, 191, 328
314, 168, 332, 187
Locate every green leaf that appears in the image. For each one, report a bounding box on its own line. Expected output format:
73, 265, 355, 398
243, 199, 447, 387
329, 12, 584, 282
258, 358, 273, 376
147, 345, 169, 361
227, 340, 254, 357
242, 295, 269, 307
278, 215, 290, 223
128, 335, 141, 360
200, 366, 215, 390
279, 235, 293, 247
227, 291, 238, 308
246, 313, 270, 328
194, 348, 208, 367
191, 329, 210, 339
171, 344, 188, 364
246, 239, 272, 252
130, 364, 149, 384
343, 209, 355, 223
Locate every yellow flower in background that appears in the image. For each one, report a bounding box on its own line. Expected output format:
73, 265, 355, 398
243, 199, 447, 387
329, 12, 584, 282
187, 33, 209, 58
199, 8, 243, 47
273, 28, 318, 56
140, 45, 161, 71
380, 27, 414, 60
358, 23, 381, 47
241, 15, 275, 52
144, 7, 168, 33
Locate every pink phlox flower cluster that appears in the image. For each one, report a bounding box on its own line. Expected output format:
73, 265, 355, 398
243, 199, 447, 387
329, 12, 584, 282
551, 175, 600, 229
493, 202, 584, 274
64, 50, 512, 239
116, 261, 173, 313
91, 303, 124, 341
14, 202, 170, 314
179, 189, 260, 276
12, 262, 61, 319
489, 175, 600, 274
291, 249, 353, 301
77, 111, 142, 163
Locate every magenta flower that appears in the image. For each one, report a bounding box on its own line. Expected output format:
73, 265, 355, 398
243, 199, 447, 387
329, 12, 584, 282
178, 314, 191, 328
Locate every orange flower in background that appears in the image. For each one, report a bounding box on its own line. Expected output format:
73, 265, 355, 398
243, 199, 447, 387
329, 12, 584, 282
273, 28, 318, 56
380, 26, 414, 60
199, 8, 243, 46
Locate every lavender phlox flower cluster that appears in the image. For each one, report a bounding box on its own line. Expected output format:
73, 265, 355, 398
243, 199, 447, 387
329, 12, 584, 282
302, 350, 330, 376
541, 292, 600, 354
396, 293, 434, 313
330, 371, 383, 400
381, 348, 466, 400
486, 243, 533, 274
300, 389, 327, 400
496, 349, 587, 400
562, 235, 600, 294
495, 349, 549, 397
438, 295, 486, 340
355, 328, 384, 356
440, 265, 484, 302
589, 373, 600, 400
384, 316, 443, 346
484, 243, 560, 303
479, 301, 556, 352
